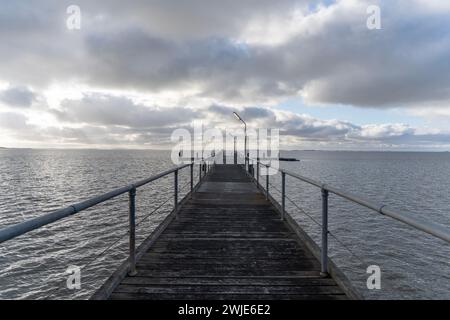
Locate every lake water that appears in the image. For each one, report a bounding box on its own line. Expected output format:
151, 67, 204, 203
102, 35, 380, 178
0, 149, 449, 299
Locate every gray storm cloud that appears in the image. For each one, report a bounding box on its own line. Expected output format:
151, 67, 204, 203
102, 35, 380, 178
55, 94, 200, 128
1, 0, 450, 107
0, 86, 36, 108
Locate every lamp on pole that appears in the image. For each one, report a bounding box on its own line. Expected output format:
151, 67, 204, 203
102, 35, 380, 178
233, 112, 247, 168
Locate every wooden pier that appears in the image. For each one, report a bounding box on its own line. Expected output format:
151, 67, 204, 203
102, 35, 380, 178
95, 165, 348, 300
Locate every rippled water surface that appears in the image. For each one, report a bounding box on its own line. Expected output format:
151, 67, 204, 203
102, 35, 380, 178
0, 149, 449, 299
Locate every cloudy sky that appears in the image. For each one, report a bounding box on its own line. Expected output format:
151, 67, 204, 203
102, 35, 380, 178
0, 0, 450, 150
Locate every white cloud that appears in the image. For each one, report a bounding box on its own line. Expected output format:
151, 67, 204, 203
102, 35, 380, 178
408, 0, 450, 13
1, 94, 450, 150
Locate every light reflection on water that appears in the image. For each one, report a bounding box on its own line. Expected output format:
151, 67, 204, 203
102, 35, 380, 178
0, 149, 449, 299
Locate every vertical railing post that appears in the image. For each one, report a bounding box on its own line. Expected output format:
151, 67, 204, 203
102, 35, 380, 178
281, 171, 286, 221
128, 187, 137, 276
256, 160, 259, 186
321, 188, 329, 277
190, 162, 194, 195
174, 169, 178, 216
257, 131, 259, 180
234, 137, 237, 165
266, 168, 269, 200
244, 134, 247, 171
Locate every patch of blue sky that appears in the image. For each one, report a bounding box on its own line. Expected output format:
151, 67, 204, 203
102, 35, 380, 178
275, 97, 426, 127
308, 0, 337, 12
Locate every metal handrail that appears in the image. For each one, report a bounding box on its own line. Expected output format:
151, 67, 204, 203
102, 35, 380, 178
282, 169, 450, 244
0, 160, 216, 276
0, 163, 189, 244
249, 156, 450, 276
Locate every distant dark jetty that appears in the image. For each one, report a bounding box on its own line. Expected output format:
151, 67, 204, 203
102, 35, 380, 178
279, 157, 300, 162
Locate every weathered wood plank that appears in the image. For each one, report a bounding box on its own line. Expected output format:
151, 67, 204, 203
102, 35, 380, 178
114, 284, 345, 295
140, 252, 316, 260
109, 292, 347, 300
132, 271, 323, 279
129, 270, 322, 278
120, 276, 337, 286
134, 262, 320, 271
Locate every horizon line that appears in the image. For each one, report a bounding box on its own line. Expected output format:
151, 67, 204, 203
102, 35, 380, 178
1, 146, 449, 153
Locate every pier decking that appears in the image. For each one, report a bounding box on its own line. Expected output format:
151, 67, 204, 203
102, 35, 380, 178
105, 165, 347, 300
